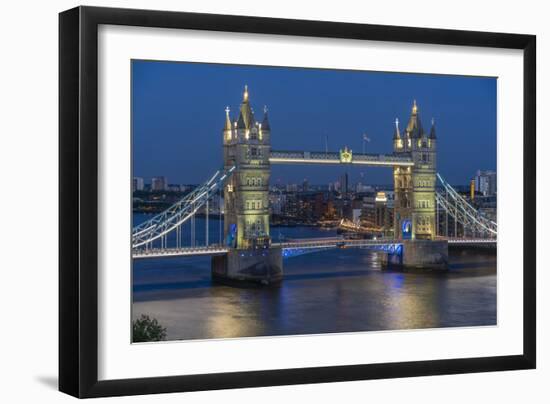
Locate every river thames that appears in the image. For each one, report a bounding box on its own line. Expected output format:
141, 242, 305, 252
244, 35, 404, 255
132, 215, 496, 341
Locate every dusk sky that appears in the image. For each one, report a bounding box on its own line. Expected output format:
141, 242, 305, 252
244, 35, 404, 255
132, 60, 496, 186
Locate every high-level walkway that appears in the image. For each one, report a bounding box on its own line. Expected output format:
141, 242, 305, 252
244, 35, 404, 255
269, 150, 414, 167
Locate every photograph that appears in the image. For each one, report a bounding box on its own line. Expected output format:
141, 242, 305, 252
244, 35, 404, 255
0, 0, 542, 401
130, 61, 498, 343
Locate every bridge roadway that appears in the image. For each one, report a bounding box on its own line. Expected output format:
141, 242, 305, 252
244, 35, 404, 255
132, 237, 496, 259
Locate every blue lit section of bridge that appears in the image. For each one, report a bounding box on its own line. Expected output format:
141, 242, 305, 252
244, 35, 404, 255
132, 237, 402, 260
132, 237, 495, 260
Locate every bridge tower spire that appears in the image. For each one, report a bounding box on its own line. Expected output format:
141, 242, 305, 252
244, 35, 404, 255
393, 117, 402, 150
223, 106, 232, 141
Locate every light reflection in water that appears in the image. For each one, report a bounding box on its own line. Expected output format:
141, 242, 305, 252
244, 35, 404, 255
132, 219, 496, 342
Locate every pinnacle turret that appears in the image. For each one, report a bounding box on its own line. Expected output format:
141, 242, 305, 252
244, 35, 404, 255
406, 99, 425, 139
223, 106, 232, 131
236, 84, 256, 130
393, 118, 401, 139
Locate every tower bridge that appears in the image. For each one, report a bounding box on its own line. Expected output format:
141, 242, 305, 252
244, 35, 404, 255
132, 86, 497, 285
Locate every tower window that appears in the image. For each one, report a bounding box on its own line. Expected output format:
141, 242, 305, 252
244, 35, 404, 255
245, 200, 263, 210
417, 200, 430, 209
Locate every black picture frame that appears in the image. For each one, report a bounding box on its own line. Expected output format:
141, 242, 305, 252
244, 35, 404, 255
59, 5, 536, 398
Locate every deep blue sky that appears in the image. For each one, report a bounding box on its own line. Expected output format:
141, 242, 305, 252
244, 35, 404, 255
132, 60, 496, 186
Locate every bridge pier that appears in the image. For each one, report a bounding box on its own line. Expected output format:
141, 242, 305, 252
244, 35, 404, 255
384, 239, 448, 270
211, 247, 283, 285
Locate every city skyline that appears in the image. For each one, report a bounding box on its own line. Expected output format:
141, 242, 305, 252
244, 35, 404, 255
132, 60, 497, 185
131, 173, 490, 189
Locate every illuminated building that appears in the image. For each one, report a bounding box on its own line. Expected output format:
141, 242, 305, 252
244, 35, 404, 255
393, 101, 437, 240
475, 169, 497, 196
151, 176, 167, 191
222, 85, 272, 249
133, 177, 144, 192
355, 182, 373, 193
375, 191, 395, 235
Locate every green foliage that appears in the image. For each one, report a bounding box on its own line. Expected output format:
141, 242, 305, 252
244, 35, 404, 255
132, 314, 167, 343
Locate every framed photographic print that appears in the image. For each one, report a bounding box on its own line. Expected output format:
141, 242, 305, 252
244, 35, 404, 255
59, 6, 536, 398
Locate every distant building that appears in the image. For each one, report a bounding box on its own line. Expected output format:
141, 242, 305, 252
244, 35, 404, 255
355, 182, 373, 193
151, 176, 168, 191
475, 170, 497, 196
269, 193, 285, 215
375, 191, 394, 232
360, 191, 377, 226
167, 184, 181, 192
286, 183, 299, 192
133, 177, 144, 192
302, 178, 309, 192
282, 193, 300, 217
325, 200, 337, 219
340, 172, 349, 194
209, 195, 224, 214
352, 208, 362, 224
477, 195, 497, 223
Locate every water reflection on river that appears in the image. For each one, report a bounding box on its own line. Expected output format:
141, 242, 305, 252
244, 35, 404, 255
132, 220, 496, 341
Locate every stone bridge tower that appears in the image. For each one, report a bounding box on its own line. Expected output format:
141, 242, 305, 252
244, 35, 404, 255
389, 100, 446, 270
223, 85, 272, 249
214, 86, 282, 284
393, 100, 437, 240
